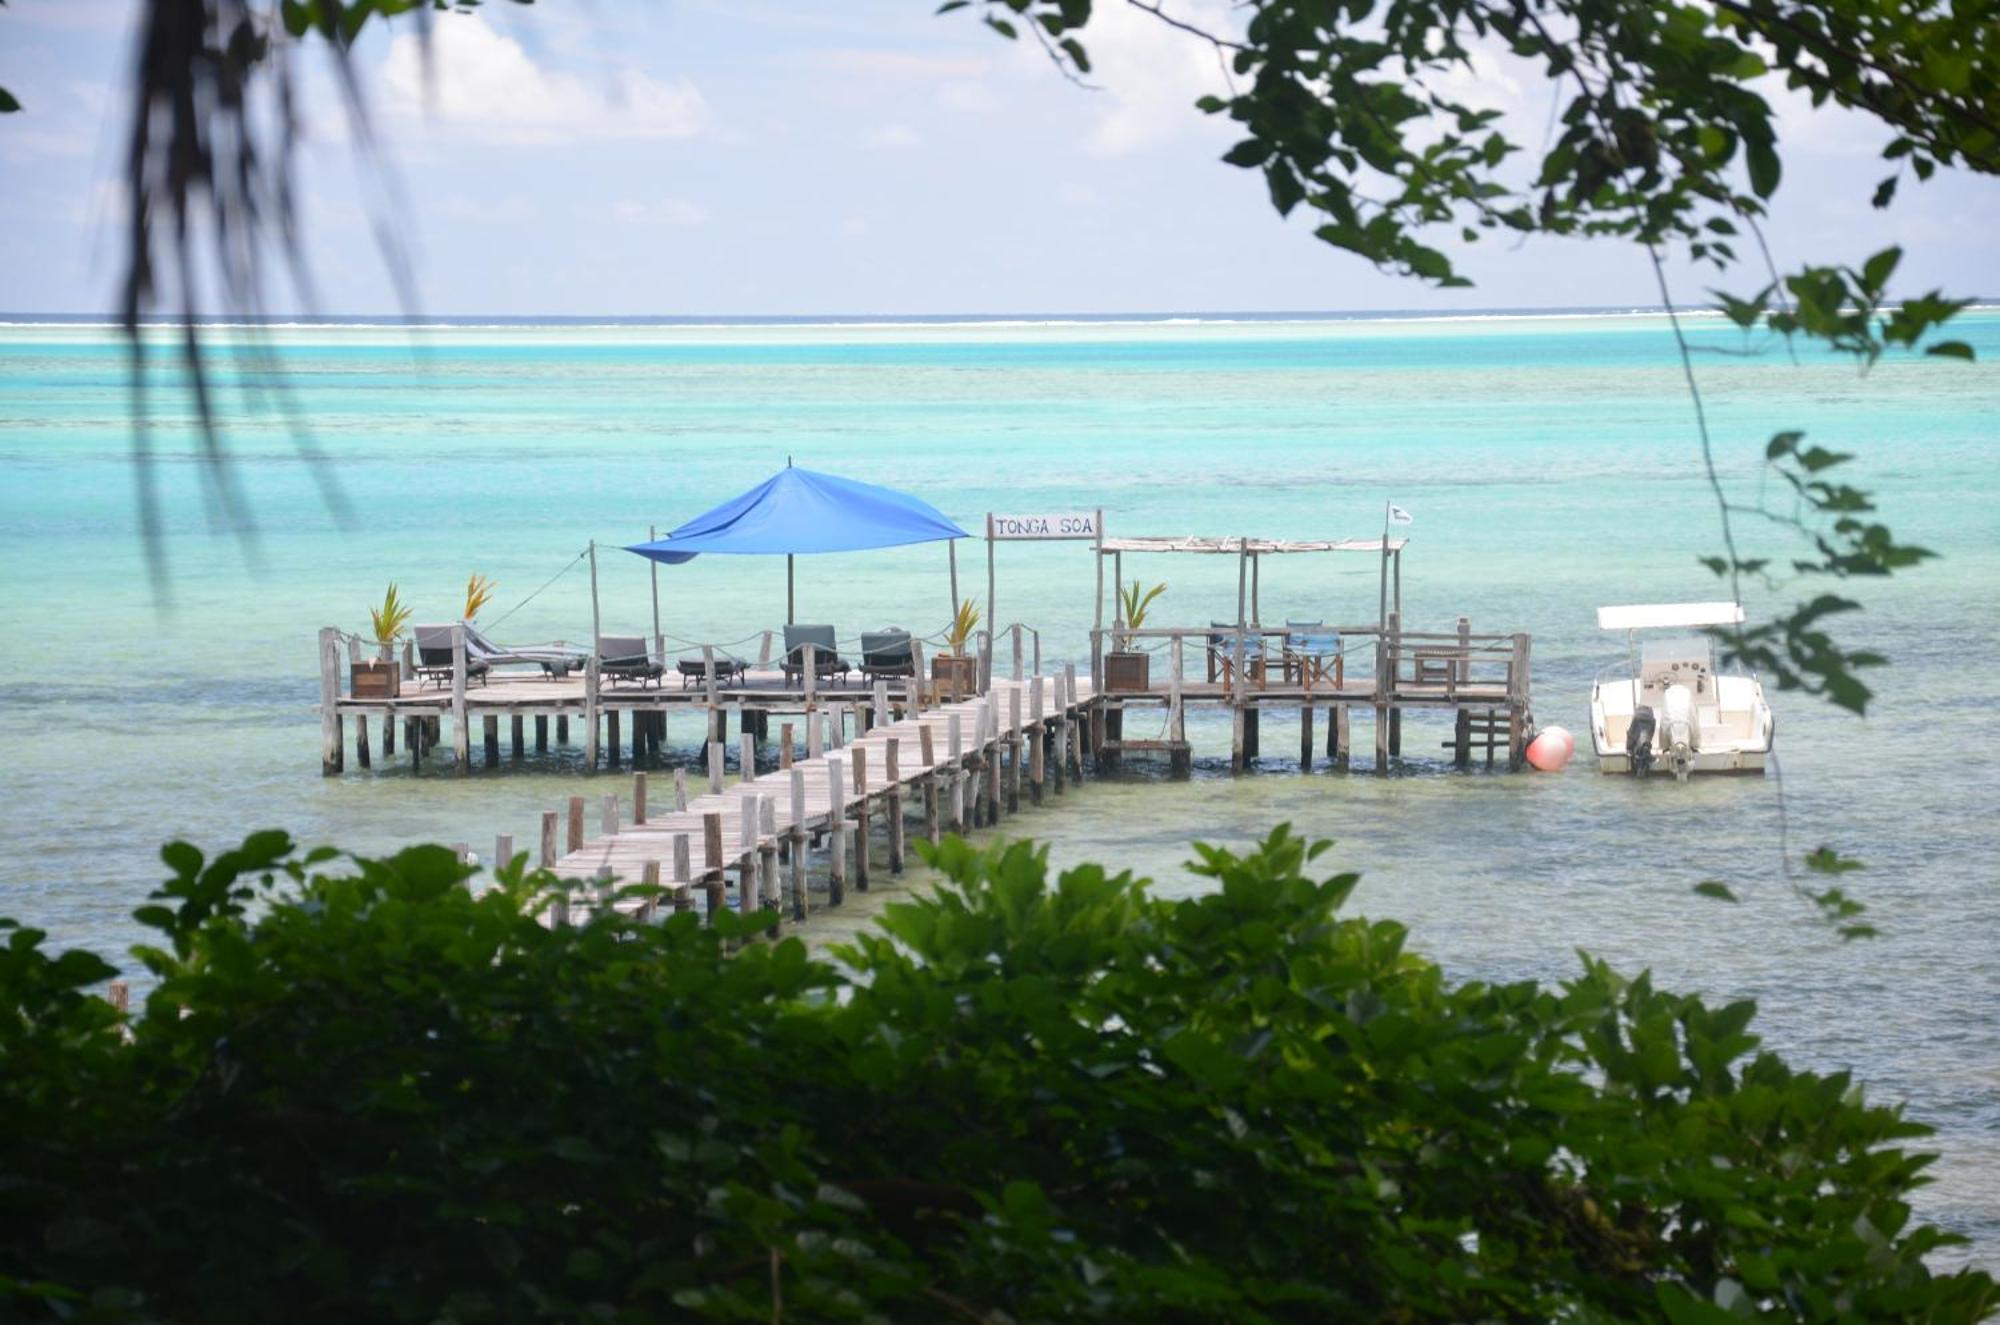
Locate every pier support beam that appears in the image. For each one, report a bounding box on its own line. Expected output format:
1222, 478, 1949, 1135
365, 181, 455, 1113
320, 627, 344, 775
1373, 704, 1389, 775
1333, 705, 1350, 769
1300, 704, 1313, 772
451, 624, 471, 773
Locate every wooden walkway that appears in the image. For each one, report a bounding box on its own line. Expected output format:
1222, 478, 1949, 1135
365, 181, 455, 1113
499, 674, 1094, 928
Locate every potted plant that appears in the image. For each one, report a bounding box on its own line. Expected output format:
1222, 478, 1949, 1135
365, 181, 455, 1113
1107, 580, 1165, 691
932, 599, 981, 700
355, 582, 410, 699
464, 573, 496, 623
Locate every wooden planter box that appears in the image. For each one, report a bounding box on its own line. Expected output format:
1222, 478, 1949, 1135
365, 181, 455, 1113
932, 653, 978, 701
1104, 651, 1150, 693
350, 659, 401, 699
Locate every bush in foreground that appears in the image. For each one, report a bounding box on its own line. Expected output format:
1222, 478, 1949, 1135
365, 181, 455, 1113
2, 828, 1993, 1322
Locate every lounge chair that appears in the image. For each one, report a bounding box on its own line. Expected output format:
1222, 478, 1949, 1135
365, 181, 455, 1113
414, 623, 492, 688
781, 624, 853, 686
859, 629, 915, 683
1206, 621, 1266, 687
677, 653, 747, 690
597, 635, 665, 689
1283, 621, 1342, 691
462, 621, 589, 678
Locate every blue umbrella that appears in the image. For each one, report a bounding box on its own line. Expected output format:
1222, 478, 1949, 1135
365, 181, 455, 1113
627, 465, 968, 623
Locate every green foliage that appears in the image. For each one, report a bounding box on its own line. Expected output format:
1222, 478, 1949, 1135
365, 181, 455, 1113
3, 827, 1993, 1322
1119, 578, 1167, 630
365, 580, 412, 645
0, 86, 21, 114
945, 596, 981, 655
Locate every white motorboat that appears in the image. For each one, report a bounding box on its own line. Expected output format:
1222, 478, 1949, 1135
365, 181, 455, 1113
1588, 602, 1774, 780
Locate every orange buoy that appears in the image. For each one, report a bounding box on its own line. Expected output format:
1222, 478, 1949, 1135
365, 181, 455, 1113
1526, 725, 1574, 772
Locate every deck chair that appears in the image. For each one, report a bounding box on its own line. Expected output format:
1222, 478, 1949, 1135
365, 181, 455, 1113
597, 635, 665, 688
462, 621, 589, 678
781, 624, 853, 685
859, 629, 915, 683
1206, 621, 1266, 687
414, 624, 492, 688
1283, 621, 1342, 691
676, 652, 747, 690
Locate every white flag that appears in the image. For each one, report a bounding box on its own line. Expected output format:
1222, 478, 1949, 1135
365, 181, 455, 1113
1387, 504, 1414, 525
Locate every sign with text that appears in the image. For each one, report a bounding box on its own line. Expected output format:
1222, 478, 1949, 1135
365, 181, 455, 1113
987, 512, 1100, 541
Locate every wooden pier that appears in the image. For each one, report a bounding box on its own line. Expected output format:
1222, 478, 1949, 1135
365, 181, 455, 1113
448, 671, 1093, 930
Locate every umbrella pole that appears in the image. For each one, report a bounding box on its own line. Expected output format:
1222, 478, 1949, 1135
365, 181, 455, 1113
787, 554, 795, 625
948, 540, 959, 617
649, 525, 662, 660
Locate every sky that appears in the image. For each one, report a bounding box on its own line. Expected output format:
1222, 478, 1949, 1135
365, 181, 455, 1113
3, 0, 1995, 317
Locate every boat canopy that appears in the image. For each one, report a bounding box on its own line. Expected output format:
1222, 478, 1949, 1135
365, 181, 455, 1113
1596, 601, 1744, 631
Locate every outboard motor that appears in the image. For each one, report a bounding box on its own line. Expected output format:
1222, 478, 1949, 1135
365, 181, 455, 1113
1661, 683, 1698, 782
1625, 705, 1657, 776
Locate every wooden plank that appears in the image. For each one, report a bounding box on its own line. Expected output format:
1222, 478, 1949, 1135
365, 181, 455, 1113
320, 627, 343, 775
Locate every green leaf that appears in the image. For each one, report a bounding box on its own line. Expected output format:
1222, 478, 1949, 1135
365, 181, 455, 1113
1692, 881, 1739, 903
0, 87, 21, 114
1925, 340, 1974, 360
1745, 136, 1781, 198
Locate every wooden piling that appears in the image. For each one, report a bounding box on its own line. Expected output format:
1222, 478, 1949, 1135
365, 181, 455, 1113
1300, 704, 1314, 772
540, 811, 558, 868
484, 714, 500, 766
633, 772, 648, 825
600, 793, 619, 837
702, 812, 725, 922
849, 746, 870, 892
788, 768, 809, 921
451, 623, 471, 771
582, 665, 599, 769
319, 627, 343, 775
567, 796, 585, 854
512, 714, 525, 758
826, 758, 848, 905
536, 715, 549, 752
780, 722, 794, 770
884, 737, 905, 873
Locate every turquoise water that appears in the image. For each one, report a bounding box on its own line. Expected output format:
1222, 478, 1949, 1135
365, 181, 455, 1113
2, 313, 1997, 1265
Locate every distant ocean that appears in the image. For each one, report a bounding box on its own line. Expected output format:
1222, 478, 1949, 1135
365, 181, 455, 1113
1, 310, 1995, 1264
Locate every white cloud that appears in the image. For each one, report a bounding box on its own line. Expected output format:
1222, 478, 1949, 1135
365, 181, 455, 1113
378, 15, 711, 146
1056, 0, 1240, 156
865, 123, 922, 149
609, 198, 710, 227
795, 50, 992, 80
938, 80, 999, 113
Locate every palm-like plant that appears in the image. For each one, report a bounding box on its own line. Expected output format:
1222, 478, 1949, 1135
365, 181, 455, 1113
464, 573, 496, 622
368, 583, 412, 649
1119, 580, 1167, 632
944, 599, 982, 657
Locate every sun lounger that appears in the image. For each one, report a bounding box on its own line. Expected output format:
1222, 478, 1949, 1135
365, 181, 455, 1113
414, 623, 492, 688
677, 654, 747, 689
462, 622, 589, 678
597, 635, 665, 688
859, 629, 915, 683
781, 624, 853, 686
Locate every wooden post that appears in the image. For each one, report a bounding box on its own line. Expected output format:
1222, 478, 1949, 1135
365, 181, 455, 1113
494, 833, 514, 873
540, 811, 558, 868
601, 793, 619, 837
1092, 512, 1104, 686
639, 859, 661, 923
788, 768, 809, 921
885, 737, 905, 873
1300, 704, 1314, 772
557, 713, 569, 745
803, 642, 818, 706
1232, 705, 1247, 775
1454, 709, 1473, 768
873, 679, 890, 729
673, 832, 694, 918
633, 771, 648, 825
484, 714, 500, 766
920, 722, 941, 844
780, 722, 795, 770
985, 513, 997, 667
947, 712, 964, 830
826, 758, 848, 905
1028, 675, 1045, 803
807, 710, 824, 759
740, 730, 757, 782
319, 627, 344, 775
1334, 704, 1351, 769
1006, 687, 1022, 812
536, 714, 548, 752
702, 812, 725, 921
674, 767, 689, 811
758, 796, 780, 917
910, 639, 927, 710
1169, 635, 1190, 777
708, 740, 725, 796
1457, 615, 1472, 688
450, 623, 472, 771
1011, 623, 1023, 681
583, 663, 600, 770
850, 746, 870, 891
511, 714, 524, 758
1387, 611, 1403, 758
983, 705, 1002, 826
738, 798, 759, 919
567, 796, 586, 853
